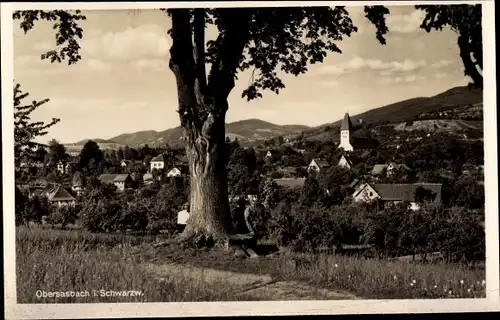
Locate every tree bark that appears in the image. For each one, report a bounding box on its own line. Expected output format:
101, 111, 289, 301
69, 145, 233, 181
183, 108, 233, 241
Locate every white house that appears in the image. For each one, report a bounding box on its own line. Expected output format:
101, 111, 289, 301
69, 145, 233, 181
308, 158, 330, 173
353, 182, 442, 211
57, 161, 66, 174
150, 154, 166, 172
143, 173, 154, 185
98, 174, 134, 192
338, 155, 359, 170
352, 182, 380, 203
337, 113, 354, 152
43, 185, 76, 208
371, 162, 410, 177
167, 167, 182, 177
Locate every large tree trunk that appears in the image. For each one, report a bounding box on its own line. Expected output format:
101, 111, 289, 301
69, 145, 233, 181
182, 107, 233, 242
167, 8, 251, 247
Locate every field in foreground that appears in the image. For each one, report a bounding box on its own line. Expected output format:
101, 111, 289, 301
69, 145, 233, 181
16, 227, 486, 303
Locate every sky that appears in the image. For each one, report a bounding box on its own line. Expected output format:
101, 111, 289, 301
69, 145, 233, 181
12, 5, 471, 144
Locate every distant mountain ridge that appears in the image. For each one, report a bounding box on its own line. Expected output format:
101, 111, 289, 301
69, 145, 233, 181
71, 119, 310, 148
297, 86, 483, 141
69, 86, 482, 148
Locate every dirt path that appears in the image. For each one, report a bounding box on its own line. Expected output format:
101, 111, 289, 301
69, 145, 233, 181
143, 262, 360, 301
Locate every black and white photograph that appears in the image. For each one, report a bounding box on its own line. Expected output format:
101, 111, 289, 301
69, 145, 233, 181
2, 1, 499, 318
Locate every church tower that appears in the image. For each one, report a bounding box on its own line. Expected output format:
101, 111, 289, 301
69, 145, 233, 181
337, 113, 354, 152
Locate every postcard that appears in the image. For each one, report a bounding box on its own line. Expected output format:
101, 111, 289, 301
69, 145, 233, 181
2, 1, 499, 318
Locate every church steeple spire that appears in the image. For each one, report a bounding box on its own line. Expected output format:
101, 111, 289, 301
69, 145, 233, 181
340, 113, 353, 131
338, 112, 354, 152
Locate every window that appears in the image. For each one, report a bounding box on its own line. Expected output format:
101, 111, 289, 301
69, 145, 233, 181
369, 191, 373, 197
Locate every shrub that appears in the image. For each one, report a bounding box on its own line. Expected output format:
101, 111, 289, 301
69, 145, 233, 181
16, 196, 51, 226
45, 205, 80, 228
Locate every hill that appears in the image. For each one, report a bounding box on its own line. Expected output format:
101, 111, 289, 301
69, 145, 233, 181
75, 138, 119, 145
100, 119, 309, 148
298, 86, 483, 142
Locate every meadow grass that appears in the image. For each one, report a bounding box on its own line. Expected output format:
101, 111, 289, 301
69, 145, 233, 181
16, 226, 486, 302
15, 226, 259, 303
271, 252, 486, 299
146, 243, 486, 299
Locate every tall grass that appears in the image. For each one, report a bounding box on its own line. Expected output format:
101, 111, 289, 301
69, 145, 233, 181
16, 227, 259, 303
145, 244, 486, 299
270, 252, 486, 299
16, 226, 486, 302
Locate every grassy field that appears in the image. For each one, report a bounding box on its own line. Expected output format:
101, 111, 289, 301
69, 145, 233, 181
16, 227, 259, 303
16, 226, 485, 302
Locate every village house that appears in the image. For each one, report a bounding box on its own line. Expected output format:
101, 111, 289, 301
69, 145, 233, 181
18, 160, 44, 173
308, 158, 330, 173
273, 177, 307, 189
278, 166, 297, 178
65, 144, 83, 157
150, 154, 166, 172
37, 184, 76, 208
98, 174, 134, 192
352, 182, 442, 211
338, 154, 359, 170
166, 165, 188, 178
121, 159, 142, 170
71, 174, 84, 196
57, 160, 67, 174
371, 162, 411, 177
143, 173, 154, 185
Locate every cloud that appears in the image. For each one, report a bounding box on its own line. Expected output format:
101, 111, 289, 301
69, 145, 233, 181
14, 55, 41, 68
86, 59, 113, 71
320, 80, 339, 87
32, 40, 53, 52
132, 58, 169, 71
318, 56, 426, 76
435, 73, 447, 79
386, 10, 425, 33
381, 74, 426, 84
83, 24, 170, 62
431, 60, 453, 69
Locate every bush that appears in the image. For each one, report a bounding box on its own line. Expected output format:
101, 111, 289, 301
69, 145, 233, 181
16, 196, 52, 226
45, 205, 80, 228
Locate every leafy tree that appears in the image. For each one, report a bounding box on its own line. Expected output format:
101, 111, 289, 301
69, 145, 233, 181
299, 176, 322, 206
416, 4, 482, 89
47, 139, 69, 165
16, 195, 51, 226
46, 205, 79, 228
108, 149, 119, 166
14, 83, 60, 163
78, 140, 104, 175
123, 145, 132, 160
117, 147, 124, 162
33, 146, 48, 163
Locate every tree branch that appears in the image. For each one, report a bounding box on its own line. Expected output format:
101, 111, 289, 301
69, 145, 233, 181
193, 9, 208, 105
207, 9, 252, 102
458, 32, 483, 89
168, 9, 201, 135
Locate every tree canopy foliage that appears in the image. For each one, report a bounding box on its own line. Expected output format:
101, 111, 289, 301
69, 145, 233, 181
416, 4, 482, 88
14, 83, 60, 163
